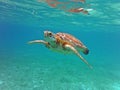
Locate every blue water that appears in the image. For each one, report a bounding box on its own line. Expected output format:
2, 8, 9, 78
0, 0, 120, 90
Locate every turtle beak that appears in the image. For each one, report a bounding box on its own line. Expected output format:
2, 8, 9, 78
44, 31, 48, 37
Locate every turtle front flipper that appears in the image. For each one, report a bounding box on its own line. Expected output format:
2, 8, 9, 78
64, 44, 93, 69
28, 40, 50, 47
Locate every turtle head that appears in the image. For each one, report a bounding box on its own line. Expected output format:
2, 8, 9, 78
44, 31, 55, 42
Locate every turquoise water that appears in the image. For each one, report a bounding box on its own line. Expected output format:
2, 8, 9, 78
0, 0, 120, 90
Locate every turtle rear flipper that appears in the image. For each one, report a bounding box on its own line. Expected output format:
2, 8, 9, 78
64, 44, 93, 69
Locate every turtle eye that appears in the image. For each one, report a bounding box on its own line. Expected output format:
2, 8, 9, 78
49, 33, 52, 35
49, 33, 52, 37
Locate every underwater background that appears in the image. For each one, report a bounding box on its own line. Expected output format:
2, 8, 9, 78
0, 0, 120, 90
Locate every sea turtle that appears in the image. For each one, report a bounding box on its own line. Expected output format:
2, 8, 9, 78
28, 31, 92, 69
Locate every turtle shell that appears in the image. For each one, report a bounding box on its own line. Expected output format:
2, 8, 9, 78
54, 32, 84, 48
54, 32, 89, 55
